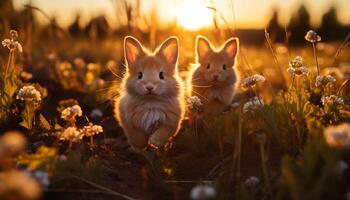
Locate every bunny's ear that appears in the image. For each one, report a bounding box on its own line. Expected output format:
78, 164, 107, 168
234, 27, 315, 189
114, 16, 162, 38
124, 36, 146, 69
196, 35, 213, 64
221, 37, 239, 60
156, 36, 179, 70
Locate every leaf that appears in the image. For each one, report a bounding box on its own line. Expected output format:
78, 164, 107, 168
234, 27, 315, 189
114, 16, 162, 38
39, 114, 51, 130
54, 123, 62, 130
20, 105, 34, 130
19, 119, 30, 129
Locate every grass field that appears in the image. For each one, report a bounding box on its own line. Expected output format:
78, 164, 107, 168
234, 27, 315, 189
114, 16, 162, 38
1, 2, 350, 200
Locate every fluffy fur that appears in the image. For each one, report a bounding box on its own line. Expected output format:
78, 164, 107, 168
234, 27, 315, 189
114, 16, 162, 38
115, 36, 185, 150
187, 35, 239, 117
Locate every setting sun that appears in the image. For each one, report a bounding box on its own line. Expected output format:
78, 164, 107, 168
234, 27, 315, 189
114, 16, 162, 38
175, 0, 212, 31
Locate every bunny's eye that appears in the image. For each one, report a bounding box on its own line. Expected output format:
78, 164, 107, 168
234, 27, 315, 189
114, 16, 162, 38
159, 71, 164, 80
222, 64, 226, 70
206, 64, 210, 69
138, 72, 143, 79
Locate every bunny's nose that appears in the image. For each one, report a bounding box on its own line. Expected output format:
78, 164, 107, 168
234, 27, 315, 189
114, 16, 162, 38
146, 85, 154, 92
213, 75, 219, 81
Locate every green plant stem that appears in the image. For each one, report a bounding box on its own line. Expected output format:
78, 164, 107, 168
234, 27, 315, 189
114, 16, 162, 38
264, 29, 287, 90
287, 75, 295, 113
296, 77, 302, 147
337, 79, 350, 95
4, 49, 15, 85
23, 103, 35, 131
252, 86, 263, 105
259, 142, 272, 196
230, 105, 243, 184
312, 43, 320, 76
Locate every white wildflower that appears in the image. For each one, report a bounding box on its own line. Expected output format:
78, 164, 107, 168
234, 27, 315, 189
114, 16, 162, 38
287, 66, 308, 76
243, 97, 264, 113
187, 96, 202, 110
20, 71, 33, 81
289, 56, 305, 68
81, 124, 103, 138
190, 184, 216, 200
242, 74, 266, 88
58, 127, 81, 142
16, 85, 41, 102
61, 105, 82, 121
33, 170, 49, 188
2, 38, 22, 52
321, 95, 344, 106
244, 176, 260, 188
25, 170, 50, 188
323, 123, 350, 149
90, 108, 103, 119
315, 75, 336, 87
230, 102, 240, 109
2, 39, 11, 47
305, 30, 321, 43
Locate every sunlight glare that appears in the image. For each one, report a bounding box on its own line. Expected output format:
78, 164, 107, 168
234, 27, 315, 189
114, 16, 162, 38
176, 0, 212, 31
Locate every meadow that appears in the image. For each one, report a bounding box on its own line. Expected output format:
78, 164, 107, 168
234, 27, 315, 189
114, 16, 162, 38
1, 1, 350, 200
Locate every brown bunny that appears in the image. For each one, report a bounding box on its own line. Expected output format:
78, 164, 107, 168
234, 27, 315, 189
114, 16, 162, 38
188, 35, 239, 118
115, 36, 185, 151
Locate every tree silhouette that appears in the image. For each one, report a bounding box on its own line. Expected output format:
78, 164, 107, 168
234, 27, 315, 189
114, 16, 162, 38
288, 5, 311, 43
84, 15, 111, 39
319, 6, 341, 40
267, 8, 284, 42
68, 15, 82, 37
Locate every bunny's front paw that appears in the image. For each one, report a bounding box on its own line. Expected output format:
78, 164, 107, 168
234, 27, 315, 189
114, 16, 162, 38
149, 133, 164, 148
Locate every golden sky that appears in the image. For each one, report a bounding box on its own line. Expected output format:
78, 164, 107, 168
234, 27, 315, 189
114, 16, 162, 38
13, 0, 350, 30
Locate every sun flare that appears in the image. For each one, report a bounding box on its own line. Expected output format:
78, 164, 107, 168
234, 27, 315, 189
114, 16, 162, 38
175, 0, 212, 31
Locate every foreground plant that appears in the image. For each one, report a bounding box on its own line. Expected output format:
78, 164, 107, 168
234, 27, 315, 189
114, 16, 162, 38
2, 30, 22, 82
16, 85, 42, 130
0, 170, 42, 200
0, 30, 23, 123
315, 75, 336, 87
287, 56, 308, 78
58, 127, 81, 150
60, 104, 82, 125
17, 146, 57, 181
323, 123, 350, 149
305, 30, 321, 75
243, 96, 265, 113
241, 74, 266, 89
190, 184, 216, 200
80, 123, 103, 147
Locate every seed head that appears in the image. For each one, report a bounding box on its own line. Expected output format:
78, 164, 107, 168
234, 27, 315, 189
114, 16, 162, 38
305, 30, 321, 43
315, 75, 336, 87
61, 105, 82, 121
242, 74, 266, 88
16, 85, 41, 102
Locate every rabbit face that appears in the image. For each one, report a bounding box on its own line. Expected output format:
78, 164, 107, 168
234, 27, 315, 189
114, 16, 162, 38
124, 36, 180, 98
195, 36, 239, 85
